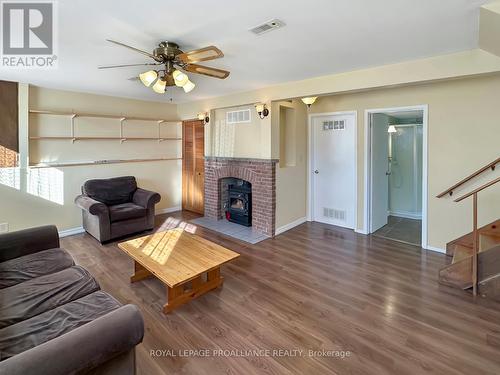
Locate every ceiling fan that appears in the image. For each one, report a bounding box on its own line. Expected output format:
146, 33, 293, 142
99, 39, 230, 94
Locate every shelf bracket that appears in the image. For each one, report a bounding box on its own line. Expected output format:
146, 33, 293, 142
70, 114, 77, 140
157, 120, 165, 143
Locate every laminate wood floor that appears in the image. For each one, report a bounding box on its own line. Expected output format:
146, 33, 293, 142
61, 211, 500, 375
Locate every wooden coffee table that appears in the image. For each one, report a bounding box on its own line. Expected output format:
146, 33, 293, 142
118, 228, 240, 313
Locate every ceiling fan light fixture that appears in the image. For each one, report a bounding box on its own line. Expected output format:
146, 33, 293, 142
152, 78, 167, 94
172, 69, 189, 87
139, 70, 158, 87
183, 80, 195, 93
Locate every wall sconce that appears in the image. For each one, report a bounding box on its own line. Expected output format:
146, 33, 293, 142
387, 125, 397, 133
255, 103, 269, 119
301, 97, 317, 108
197, 112, 209, 124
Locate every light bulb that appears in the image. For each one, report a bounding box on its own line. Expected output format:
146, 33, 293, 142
183, 80, 195, 93
139, 70, 157, 87
172, 69, 189, 87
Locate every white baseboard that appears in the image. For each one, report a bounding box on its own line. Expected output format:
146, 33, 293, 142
156, 206, 182, 215
355, 228, 369, 235
59, 227, 85, 238
423, 244, 445, 254
389, 210, 422, 220
275, 217, 307, 235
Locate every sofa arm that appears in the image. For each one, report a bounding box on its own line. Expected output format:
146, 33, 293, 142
75, 195, 109, 216
0, 225, 60, 262
133, 188, 161, 209
0, 304, 144, 375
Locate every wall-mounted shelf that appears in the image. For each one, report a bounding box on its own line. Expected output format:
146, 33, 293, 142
29, 109, 178, 123
29, 136, 182, 143
28, 109, 182, 144
30, 157, 182, 169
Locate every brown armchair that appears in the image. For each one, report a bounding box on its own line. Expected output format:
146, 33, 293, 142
75, 176, 161, 243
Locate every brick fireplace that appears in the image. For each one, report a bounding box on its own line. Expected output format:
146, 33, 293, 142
204, 157, 277, 236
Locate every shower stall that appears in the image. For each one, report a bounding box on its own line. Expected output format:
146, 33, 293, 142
388, 124, 423, 219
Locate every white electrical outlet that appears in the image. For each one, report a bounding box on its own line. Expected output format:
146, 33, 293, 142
0, 223, 9, 233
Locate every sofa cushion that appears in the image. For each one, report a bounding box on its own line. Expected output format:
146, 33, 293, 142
0, 291, 121, 360
83, 176, 137, 206
0, 248, 74, 289
109, 203, 147, 223
0, 266, 99, 329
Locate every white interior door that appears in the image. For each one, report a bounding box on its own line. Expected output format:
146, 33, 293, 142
312, 114, 356, 229
370, 113, 389, 232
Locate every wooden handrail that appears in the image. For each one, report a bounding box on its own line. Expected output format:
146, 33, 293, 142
454, 176, 500, 202
436, 157, 499, 198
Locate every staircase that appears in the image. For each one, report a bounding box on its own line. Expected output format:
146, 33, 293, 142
436, 157, 500, 298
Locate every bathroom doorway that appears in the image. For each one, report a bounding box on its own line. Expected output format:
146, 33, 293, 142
365, 106, 427, 246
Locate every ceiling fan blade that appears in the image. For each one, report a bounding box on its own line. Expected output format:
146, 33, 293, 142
106, 39, 163, 62
176, 46, 224, 64
183, 64, 230, 79
98, 63, 161, 69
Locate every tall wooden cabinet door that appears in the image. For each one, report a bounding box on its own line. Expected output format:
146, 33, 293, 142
182, 120, 204, 214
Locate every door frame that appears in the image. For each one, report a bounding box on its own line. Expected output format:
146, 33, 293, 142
363, 105, 428, 247
307, 110, 358, 230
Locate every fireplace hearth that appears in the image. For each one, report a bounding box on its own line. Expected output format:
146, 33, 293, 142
226, 180, 252, 226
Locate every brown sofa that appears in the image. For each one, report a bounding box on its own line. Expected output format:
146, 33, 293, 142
75, 176, 161, 243
0, 225, 144, 375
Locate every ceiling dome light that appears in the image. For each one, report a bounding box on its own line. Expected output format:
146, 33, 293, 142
183, 80, 195, 93
139, 70, 158, 87
152, 78, 167, 94
172, 69, 189, 87
301, 97, 317, 107
388, 125, 397, 133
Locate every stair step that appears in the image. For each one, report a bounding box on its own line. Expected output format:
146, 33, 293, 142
446, 219, 500, 257
452, 244, 473, 263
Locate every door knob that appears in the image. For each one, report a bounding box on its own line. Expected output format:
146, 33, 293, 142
314, 170, 319, 174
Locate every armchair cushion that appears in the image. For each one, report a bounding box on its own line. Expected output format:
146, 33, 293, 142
109, 203, 147, 223
83, 176, 137, 206
0, 248, 74, 289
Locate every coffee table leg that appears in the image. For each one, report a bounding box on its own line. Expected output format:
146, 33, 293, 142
163, 267, 224, 314
130, 261, 153, 283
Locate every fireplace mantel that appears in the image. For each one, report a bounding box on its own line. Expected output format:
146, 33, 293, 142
204, 157, 277, 236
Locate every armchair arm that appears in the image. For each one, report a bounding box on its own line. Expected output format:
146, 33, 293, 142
132, 188, 161, 209
0, 225, 59, 262
0, 304, 144, 375
75, 195, 109, 216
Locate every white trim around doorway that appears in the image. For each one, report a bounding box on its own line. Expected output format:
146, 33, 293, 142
363, 105, 430, 250
307, 111, 358, 231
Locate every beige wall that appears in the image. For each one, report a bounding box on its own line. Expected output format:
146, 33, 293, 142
271, 100, 308, 229
308, 74, 500, 250
207, 105, 271, 158
0, 86, 181, 232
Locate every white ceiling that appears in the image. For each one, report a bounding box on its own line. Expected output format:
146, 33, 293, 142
0, 0, 491, 103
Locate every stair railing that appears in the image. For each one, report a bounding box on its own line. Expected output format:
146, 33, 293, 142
437, 157, 500, 296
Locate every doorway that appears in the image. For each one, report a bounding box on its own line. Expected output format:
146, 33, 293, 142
309, 111, 357, 229
182, 119, 205, 214
365, 106, 427, 246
